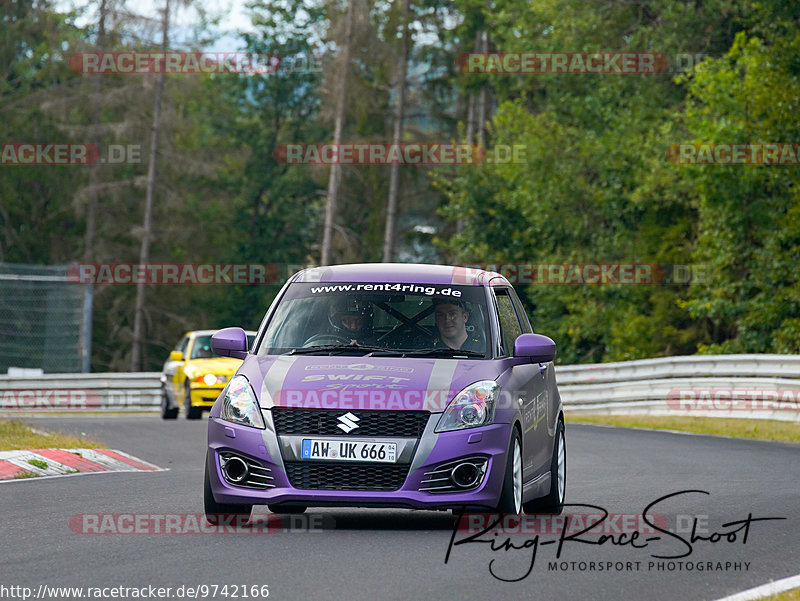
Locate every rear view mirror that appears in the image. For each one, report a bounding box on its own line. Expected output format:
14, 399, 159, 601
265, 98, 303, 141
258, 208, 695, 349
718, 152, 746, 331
212, 327, 249, 360
513, 333, 556, 362
169, 350, 184, 362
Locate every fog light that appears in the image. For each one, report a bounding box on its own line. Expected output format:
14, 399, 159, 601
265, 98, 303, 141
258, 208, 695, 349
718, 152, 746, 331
451, 462, 481, 488
222, 456, 249, 483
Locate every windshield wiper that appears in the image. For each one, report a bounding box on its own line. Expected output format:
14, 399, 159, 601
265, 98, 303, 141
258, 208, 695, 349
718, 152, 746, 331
394, 348, 485, 358
286, 344, 391, 355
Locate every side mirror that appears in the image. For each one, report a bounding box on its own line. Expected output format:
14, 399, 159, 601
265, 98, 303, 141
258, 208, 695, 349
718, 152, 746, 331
212, 327, 249, 360
169, 350, 184, 362
513, 333, 556, 362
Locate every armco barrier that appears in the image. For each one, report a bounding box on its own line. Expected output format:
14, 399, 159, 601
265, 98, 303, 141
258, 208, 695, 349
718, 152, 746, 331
0, 355, 798, 419
0, 373, 161, 411
556, 354, 800, 422
555, 354, 800, 385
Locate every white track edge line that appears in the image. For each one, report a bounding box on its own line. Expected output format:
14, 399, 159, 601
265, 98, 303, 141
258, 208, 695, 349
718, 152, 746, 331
0, 467, 171, 483
711, 573, 800, 601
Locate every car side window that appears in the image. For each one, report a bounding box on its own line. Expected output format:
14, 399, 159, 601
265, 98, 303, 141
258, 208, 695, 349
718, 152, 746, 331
494, 288, 523, 356
176, 336, 189, 353
509, 288, 533, 334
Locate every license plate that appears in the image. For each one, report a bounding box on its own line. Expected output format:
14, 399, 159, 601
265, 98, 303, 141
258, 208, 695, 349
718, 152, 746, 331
301, 439, 397, 463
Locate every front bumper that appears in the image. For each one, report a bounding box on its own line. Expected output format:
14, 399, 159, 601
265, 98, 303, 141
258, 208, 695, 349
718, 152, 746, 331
206, 413, 512, 510
190, 386, 225, 408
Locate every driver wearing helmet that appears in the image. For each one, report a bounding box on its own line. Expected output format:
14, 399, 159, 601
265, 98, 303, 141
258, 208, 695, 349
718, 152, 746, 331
328, 298, 376, 345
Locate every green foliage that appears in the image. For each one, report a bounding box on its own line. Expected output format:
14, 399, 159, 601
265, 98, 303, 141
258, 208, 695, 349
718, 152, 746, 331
3, 0, 799, 368
435, 0, 798, 362
680, 29, 800, 353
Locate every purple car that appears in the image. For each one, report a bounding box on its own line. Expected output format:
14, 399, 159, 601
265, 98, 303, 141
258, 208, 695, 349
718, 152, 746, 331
204, 263, 565, 519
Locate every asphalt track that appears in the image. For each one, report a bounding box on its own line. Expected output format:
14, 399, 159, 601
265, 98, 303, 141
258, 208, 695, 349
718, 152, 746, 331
1, 415, 798, 601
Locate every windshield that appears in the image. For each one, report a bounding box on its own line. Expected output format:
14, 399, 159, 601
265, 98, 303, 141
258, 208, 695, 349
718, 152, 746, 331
257, 282, 490, 357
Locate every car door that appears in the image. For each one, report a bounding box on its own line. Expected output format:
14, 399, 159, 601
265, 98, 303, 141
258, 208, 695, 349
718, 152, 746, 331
509, 288, 555, 474
511, 286, 560, 439
492, 287, 550, 482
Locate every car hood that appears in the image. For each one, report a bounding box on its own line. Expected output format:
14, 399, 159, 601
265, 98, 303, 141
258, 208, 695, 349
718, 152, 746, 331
237, 355, 505, 413
184, 357, 243, 376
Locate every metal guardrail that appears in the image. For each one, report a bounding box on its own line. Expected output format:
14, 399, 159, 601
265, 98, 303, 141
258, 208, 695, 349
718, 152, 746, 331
555, 354, 800, 422
0, 373, 161, 411
559, 377, 800, 422
0, 354, 798, 420
555, 354, 800, 384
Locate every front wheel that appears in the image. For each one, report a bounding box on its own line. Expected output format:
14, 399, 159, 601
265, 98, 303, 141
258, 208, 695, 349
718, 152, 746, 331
523, 419, 565, 514
495, 429, 523, 514
185, 385, 202, 420
204, 457, 253, 525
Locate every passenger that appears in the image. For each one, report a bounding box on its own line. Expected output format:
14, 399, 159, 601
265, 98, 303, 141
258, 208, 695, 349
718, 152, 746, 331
432, 298, 483, 352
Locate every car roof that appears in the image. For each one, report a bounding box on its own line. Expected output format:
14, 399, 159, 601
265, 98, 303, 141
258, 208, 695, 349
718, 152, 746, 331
290, 263, 511, 287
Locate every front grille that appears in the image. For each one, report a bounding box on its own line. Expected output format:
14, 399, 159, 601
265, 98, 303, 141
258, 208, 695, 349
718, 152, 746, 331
272, 409, 430, 437
285, 461, 410, 491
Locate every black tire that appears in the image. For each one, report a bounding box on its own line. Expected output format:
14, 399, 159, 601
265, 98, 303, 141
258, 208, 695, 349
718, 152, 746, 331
495, 429, 522, 514
523, 419, 565, 515
204, 456, 253, 524
160, 385, 178, 420
267, 504, 308, 515
185, 384, 202, 420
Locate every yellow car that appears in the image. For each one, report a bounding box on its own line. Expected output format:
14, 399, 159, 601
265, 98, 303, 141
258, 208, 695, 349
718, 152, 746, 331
160, 329, 256, 419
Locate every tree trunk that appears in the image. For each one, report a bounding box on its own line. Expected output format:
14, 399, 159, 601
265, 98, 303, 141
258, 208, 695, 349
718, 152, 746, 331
464, 30, 482, 144
83, 0, 108, 263
320, 0, 355, 266
477, 31, 489, 146
131, 0, 169, 371
465, 94, 475, 144
382, 0, 411, 263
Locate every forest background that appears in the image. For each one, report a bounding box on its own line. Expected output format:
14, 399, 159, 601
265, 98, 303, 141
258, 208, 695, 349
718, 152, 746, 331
3, 0, 799, 371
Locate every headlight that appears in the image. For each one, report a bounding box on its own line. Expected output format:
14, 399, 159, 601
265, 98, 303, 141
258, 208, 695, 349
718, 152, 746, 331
194, 374, 226, 385
220, 375, 265, 429
435, 380, 500, 432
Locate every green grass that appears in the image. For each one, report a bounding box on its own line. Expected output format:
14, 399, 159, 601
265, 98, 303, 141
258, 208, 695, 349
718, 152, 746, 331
0, 419, 105, 451
765, 586, 800, 600
565, 414, 800, 444
12, 470, 39, 479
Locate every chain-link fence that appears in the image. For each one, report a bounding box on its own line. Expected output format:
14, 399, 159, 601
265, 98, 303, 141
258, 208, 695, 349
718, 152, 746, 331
0, 263, 91, 373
